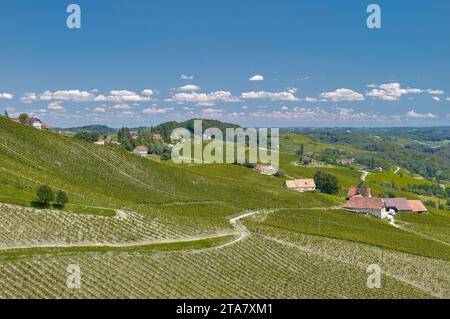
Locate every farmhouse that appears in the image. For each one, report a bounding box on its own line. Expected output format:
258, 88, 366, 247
348, 186, 372, 198
129, 131, 139, 140
255, 164, 277, 176
343, 197, 387, 219
94, 140, 106, 146
133, 146, 148, 157
284, 179, 316, 192
408, 200, 428, 214
336, 158, 354, 165
301, 155, 314, 165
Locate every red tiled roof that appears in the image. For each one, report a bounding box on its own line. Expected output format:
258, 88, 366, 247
285, 179, 316, 189
383, 198, 412, 211
408, 200, 428, 212
256, 164, 273, 169
343, 197, 384, 210
348, 187, 372, 197
134, 146, 148, 152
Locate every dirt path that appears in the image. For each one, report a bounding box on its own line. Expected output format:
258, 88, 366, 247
394, 166, 401, 174
360, 170, 369, 181
0, 209, 264, 252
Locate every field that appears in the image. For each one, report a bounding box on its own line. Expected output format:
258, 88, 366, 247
0, 117, 449, 299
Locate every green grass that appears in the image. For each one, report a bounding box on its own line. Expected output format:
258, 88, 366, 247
244, 208, 450, 261
0, 234, 236, 262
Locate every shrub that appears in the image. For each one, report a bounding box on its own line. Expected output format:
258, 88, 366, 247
314, 171, 339, 195
55, 191, 69, 208
36, 185, 54, 205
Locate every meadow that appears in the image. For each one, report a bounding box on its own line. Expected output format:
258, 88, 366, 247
0, 117, 449, 299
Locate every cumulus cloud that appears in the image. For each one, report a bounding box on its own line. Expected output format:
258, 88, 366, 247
141, 89, 154, 96
21, 89, 153, 103
249, 106, 382, 123
320, 88, 365, 102
249, 75, 264, 81
112, 103, 132, 110
432, 96, 441, 102
0, 92, 13, 99
48, 102, 65, 111
241, 90, 299, 101
143, 107, 174, 114
304, 97, 318, 102
181, 74, 194, 80
366, 83, 423, 101
95, 90, 152, 103
177, 85, 201, 91
168, 91, 240, 105
406, 110, 437, 119
427, 89, 444, 95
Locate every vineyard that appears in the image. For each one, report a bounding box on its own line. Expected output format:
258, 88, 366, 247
0, 117, 449, 299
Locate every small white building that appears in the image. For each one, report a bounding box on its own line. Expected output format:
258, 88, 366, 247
133, 146, 148, 157
27, 118, 42, 129
255, 164, 277, 176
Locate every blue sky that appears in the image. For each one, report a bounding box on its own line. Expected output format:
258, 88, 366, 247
0, 0, 449, 127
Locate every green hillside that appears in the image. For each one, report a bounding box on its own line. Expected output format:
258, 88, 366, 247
0, 117, 449, 298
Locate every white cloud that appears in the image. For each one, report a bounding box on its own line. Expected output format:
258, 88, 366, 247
249, 75, 264, 81
432, 96, 441, 102
141, 89, 155, 96
143, 107, 174, 114
48, 102, 65, 111
320, 88, 365, 102
177, 85, 201, 91
427, 89, 444, 95
280, 106, 289, 111
249, 106, 382, 123
5, 106, 15, 111
304, 97, 318, 102
21, 89, 152, 103
241, 90, 299, 101
168, 91, 240, 105
406, 110, 437, 119
120, 111, 137, 116
112, 103, 131, 110
96, 90, 152, 102
181, 74, 194, 80
366, 83, 423, 101
0, 92, 13, 99
93, 107, 106, 113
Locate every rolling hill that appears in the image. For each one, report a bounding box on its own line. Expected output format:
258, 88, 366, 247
0, 116, 449, 298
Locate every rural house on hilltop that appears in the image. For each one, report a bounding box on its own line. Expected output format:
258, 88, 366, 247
284, 179, 316, 192
255, 164, 277, 176
348, 186, 372, 199
133, 146, 148, 157
343, 197, 387, 219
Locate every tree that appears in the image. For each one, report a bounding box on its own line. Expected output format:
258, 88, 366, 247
36, 185, 54, 205
314, 171, 340, 195
19, 113, 29, 124
4, 110, 8, 118
296, 143, 305, 156
357, 180, 370, 197
74, 131, 101, 142
55, 191, 69, 208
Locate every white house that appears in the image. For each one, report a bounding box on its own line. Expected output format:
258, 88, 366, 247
27, 118, 42, 129
255, 164, 277, 176
133, 145, 148, 157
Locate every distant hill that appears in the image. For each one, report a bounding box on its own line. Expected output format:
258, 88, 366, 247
56, 125, 118, 134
